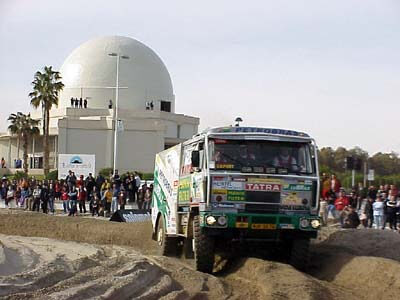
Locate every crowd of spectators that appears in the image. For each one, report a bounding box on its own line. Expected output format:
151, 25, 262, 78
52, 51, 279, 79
0, 170, 153, 217
320, 173, 400, 232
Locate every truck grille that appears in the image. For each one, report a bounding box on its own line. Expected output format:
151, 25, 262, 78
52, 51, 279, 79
245, 191, 280, 203
245, 204, 280, 214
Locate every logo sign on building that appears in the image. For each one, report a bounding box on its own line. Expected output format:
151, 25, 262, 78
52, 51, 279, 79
368, 169, 375, 181
58, 154, 95, 179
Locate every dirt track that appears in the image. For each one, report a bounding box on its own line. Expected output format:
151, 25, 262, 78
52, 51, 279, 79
1, 210, 400, 299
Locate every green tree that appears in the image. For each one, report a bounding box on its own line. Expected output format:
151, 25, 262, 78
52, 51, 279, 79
7, 112, 23, 161
7, 112, 40, 174
20, 113, 40, 174
29, 66, 64, 176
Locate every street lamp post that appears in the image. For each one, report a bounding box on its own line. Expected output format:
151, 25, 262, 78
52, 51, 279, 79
108, 53, 129, 175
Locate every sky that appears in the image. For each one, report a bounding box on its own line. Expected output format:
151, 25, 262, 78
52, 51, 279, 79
1, 0, 399, 155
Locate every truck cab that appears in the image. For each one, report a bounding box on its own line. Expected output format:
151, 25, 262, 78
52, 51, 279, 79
152, 126, 321, 273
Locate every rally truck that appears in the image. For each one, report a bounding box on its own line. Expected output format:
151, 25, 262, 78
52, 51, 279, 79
151, 126, 321, 273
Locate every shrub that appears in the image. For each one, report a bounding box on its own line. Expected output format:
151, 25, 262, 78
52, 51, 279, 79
99, 167, 113, 178
46, 170, 58, 180
13, 171, 28, 181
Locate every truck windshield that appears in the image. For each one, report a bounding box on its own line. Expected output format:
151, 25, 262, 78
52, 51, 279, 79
209, 139, 315, 175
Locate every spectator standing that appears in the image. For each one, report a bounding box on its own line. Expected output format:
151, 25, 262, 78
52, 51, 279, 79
319, 197, 328, 226
128, 174, 135, 202
368, 186, 378, 200
118, 187, 127, 210
143, 183, 153, 210
111, 183, 119, 213
0, 182, 7, 204
364, 197, 374, 228
32, 185, 41, 211
84, 98, 88, 108
102, 187, 112, 216
79, 97, 83, 108
66, 171, 76, 191
68, 186, 78, 216
1, 157, 6, 168
137, 183, 146, 209
85, 173, 95, 201
41, 183, 49, 214
6, 185, 15, 208
334, 191, 350, 227
385, 195, 397, 230
96, 174, 105, 191
61, 188, 69, 213
373, 196, 385, 229
135, 172, 141, 200
48, 183, 55, 214
90, 186, 100, 216
330, 174, 341, 196
321, 174, 331, 199
78, 186, 87, 213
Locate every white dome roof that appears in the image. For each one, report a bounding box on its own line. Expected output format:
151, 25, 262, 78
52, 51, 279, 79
58, 36, 174, 111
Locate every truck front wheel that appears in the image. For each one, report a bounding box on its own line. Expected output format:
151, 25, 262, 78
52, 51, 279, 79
289, 238, 310, 271
157, 215, 178, 256
193, 215, 215, 273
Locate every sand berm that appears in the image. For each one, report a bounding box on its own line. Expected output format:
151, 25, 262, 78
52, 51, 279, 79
1, 210, 400, 299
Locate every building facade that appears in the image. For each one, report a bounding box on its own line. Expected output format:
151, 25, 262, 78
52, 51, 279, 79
0, 36, 199, 175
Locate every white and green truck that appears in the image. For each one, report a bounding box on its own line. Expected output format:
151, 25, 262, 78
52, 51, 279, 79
151, 126, 321, 273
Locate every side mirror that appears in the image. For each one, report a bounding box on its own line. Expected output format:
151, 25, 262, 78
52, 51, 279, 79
191, 151, 200, 168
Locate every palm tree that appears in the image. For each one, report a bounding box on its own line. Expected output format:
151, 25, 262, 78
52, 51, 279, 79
29, 66, 64, 176
8, 112, 23, 163
20, 113, 40, 174
8, 112, 40, 174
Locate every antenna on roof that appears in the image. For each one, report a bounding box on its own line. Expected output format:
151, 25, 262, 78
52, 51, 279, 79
235, 117, 243, 127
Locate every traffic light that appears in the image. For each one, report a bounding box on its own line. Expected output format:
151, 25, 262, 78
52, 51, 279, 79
345, 157, 354, 170
354, 158, 362, 171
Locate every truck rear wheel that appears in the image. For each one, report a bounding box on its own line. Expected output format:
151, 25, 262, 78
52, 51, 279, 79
157, 215, 178, 256
193, 215, 215, 273
289, 238, 310, 271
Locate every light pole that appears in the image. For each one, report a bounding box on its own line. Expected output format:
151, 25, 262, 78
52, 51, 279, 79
108, 53, 130, 175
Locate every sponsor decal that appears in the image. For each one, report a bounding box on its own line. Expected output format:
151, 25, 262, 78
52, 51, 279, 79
213, 127, 309, 137
282, 192, 302, 205
216, 163, 234, 169
280, 224, 295, 229
212, 189, 227, 195
251, 223, 277, 230
232, 177, 246, 182
178, 177, 191, 202
212, 180, 244, 191
247, 178, 282, 184
245, 183, 281, 192
280, 205, 308, 210
227, 190, 245, 201
212, 203, 235, 208
283, 184, 312, 192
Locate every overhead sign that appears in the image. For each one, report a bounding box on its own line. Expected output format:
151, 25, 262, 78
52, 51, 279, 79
211, 127, 309, 137
58, 154, 95, 179
368, 169, 375, 181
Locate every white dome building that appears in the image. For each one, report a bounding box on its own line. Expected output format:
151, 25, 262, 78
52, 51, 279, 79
0, 36, 199, 175
59, 36, 175, 112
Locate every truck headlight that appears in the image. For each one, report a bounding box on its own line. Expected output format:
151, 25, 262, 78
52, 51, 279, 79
300, 218, 310, 228
217, 216, 227, 226
206, 216, 217, 225
311, 219, 320, 229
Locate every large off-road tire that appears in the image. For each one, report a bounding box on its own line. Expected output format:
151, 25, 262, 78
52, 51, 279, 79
193, 215, 215, 273
289, 238, 310, 271
156, 215, 178, 256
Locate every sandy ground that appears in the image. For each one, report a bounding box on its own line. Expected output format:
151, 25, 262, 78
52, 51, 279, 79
1, 209, 400, 299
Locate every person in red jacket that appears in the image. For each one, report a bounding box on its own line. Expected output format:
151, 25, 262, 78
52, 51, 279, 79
335, 190, 350, 227
331, 174, 341, 196
78, 186, 87, 214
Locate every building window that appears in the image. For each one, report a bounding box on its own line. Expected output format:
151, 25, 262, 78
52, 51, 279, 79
160, 101, 171, 112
